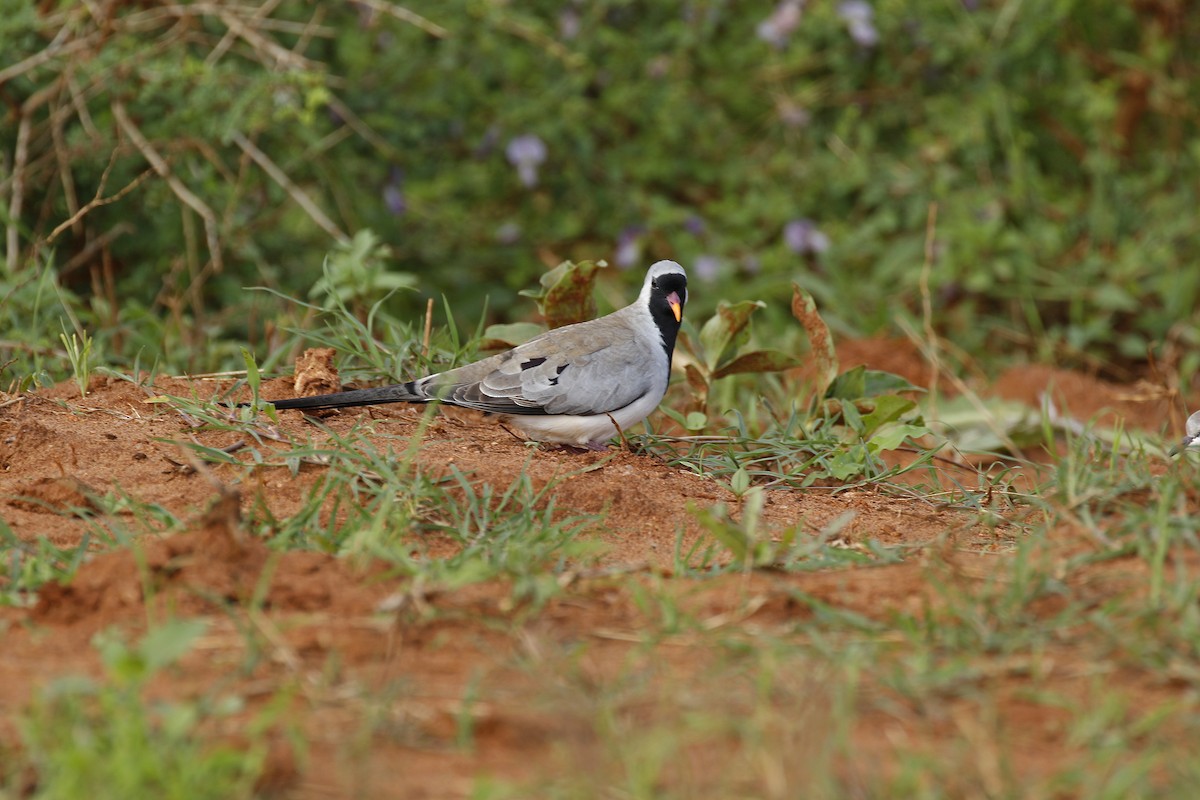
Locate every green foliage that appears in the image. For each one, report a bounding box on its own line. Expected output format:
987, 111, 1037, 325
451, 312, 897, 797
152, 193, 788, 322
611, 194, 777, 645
0, 519, 90, 607
0, 261, 74, 388
676, 299, 803, 415
3, 0, 1197, 381
58, 321, 94, 398
17, 622, 265, 798
309, 230, 417, 314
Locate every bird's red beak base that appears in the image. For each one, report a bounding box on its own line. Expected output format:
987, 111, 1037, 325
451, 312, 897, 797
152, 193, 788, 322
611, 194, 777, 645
667, 292, 682, 322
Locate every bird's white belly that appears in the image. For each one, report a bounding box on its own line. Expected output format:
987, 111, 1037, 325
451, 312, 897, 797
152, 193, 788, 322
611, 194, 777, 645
503, 381, 667, 447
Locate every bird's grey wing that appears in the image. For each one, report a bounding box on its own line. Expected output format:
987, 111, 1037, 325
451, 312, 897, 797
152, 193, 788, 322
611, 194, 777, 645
423, 315, 656, 416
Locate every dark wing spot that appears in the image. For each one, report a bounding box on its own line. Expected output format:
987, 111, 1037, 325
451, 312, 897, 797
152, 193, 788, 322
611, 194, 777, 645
555, 364, 568, 375
521, 357, 547, 370
548, 377, 559, 386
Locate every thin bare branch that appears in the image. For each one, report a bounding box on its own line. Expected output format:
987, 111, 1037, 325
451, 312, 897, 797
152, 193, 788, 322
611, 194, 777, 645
45, 168, 154, 246
291, 3, 326, 58
231, 130, 348, 243
7, 114, 31, 269
354, 0, 449, 38
205, 0, 285, 67
213, 6, 315, 70
324, 96, 402, 161
111, 100, 225, 273
66, 72, 101, 140
50, 98, 81, 237
0, 36, 95, 87
58, 222, 133, 276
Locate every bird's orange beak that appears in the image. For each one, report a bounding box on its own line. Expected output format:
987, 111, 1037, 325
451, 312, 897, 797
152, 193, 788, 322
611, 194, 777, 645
668, 291, 682, 322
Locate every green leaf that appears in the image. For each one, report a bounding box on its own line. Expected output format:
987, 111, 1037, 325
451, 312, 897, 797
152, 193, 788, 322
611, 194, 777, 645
826, 366, 867, 400
698, 300, 765, 373
690, 502, 750, 563
868, 423, 930, 453
712, 349, 802, 379
827, 368, 922, 401
240, 347, 261, 401
729, 467, 750, 496
860, 370, 925, 396
840, 399, 864, 434
826, 449, 870, 481
480, 322, 545, 349
685, 411, 708, 431
139, 619, 210, 672
859, 394, 916, 436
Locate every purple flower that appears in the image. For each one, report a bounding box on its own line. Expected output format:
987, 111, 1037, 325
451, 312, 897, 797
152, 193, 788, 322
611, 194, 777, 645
354, 2, 376, 28
683, 215, 707, 237
838, 1, 879, 48
784, 219, 831, 255
559, 8, 581, 39
614, 226, 644, 269
495, 222, 521, 244
776, 99, 811, 129
756, 0, 804, 48
694, 254, 721, 282
505, 134, 547, 188
382, 167, 405, 216
646, 55, 671, 79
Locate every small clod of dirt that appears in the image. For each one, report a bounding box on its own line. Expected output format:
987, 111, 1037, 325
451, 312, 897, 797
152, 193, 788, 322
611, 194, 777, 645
292, 346, 341, 397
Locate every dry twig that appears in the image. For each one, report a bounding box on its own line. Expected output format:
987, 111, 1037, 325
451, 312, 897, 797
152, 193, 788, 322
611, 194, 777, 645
111, 100, 225, 274
231, 130, 348, 242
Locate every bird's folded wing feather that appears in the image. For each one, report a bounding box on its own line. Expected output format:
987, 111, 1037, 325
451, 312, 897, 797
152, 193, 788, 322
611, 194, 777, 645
425, 314, 656, 416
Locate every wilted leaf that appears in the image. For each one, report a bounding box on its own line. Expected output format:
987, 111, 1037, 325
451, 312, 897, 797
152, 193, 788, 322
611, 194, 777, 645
699, 300, 765, 373
712, 349, 802, 379
520, 260, 605, 328
792, 283, 837, 394
685, 363, 709, 397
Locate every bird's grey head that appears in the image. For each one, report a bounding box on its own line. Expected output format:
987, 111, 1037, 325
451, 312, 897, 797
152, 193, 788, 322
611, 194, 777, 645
1173, 410, 1200, 456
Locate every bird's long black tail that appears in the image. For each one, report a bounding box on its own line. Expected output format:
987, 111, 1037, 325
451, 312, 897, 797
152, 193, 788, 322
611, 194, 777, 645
255, 382, 426, 411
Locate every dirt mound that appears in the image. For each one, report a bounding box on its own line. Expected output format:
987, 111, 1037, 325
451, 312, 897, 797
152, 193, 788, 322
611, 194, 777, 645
7, 475, 100, 514
993, 363, 1178, 432
2, 349, 1194, 796
32, 489, 388, 630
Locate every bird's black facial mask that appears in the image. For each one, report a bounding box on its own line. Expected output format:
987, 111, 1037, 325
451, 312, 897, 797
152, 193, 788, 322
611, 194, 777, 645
648, 272, 688, 362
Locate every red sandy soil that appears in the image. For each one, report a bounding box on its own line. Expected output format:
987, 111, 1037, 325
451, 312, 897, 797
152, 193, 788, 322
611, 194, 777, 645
0, 338, 1190, 796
